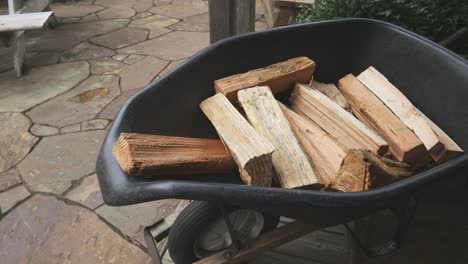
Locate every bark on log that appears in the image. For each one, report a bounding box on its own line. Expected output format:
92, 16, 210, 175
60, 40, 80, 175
112, 133, 237, 177
333, 150, 412, 192
200, 93, 275, 186
238, 86, 320, 188
215, 57, 315, 101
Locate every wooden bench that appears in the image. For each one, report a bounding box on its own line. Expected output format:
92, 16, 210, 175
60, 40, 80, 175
0, 0, 54, 77
262, 0, 314, 28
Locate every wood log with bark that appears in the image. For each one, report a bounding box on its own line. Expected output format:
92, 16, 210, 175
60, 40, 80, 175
214, 57, 315, 101
112, 133, 237, 177
290, 83, 389, 156
238, 86, 320, 189
200, 93, 276, 187
357, 67, 443, 155
338, 74, 431, 169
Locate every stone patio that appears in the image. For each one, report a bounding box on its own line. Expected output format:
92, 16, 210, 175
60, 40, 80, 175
0, 0, 267, 262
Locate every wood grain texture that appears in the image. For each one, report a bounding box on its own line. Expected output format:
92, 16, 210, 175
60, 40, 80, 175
338, 74, 431, 169
112, 133, 237, 177
290, 84, 389, 156
333, 150, 412, 192
215, 57, 315, 101
200, 93, 275, 186
280, 103, 346, 186
357, 67, 442, 155
238, 86, 319, 188
419, 111, 464, 163
310, 80, 351, 112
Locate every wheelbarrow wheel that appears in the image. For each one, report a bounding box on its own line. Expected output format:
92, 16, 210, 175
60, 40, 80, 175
168, 201, 279, 264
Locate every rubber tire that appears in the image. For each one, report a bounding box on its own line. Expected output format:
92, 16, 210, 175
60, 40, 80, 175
167, 201, 279, 264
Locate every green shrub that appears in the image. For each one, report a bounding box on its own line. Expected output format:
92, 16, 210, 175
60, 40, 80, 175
297, 0, 468, 42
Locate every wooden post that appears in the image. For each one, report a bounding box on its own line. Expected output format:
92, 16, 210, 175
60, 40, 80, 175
208, 0, 255, 43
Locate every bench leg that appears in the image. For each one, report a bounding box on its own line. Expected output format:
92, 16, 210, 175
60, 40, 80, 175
12, 31, 25, 77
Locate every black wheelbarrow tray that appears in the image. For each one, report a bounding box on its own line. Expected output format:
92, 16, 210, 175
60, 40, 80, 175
96, 18, 468, 259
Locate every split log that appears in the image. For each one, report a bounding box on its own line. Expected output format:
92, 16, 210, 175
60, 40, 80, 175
214, 57, 315, 101
419, 111, 464, 163
357, 67, 442, 155
333, 150, 412, 192
280, 103, 346, 185
290, 83, 389, 156
281, 104, 411, 191
112, 133, 237, 177
338, 74, 431, 169
310, 80, 351, 111
200, 93, 275, 186
238, 86, 320, 188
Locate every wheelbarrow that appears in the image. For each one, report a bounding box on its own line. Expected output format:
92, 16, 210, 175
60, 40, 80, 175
96, 18, 468, 264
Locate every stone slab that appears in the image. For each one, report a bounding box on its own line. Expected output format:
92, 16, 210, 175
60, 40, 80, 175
0, 195, 151, 263
149, 3, 207, 19
149, 28, 171, 39
90, 28, 149, 49
51, 4, 104, 18
30, 124, 60, 137
123, 54, 146, 64
159, 58, 186, 76
0, 170, 22, 193
65, 174, 104, 209
0, 113, 38, 173
61, 124, 82, 134
118, 31, 209, 60
169, 13, 209, 32
129, 15, 179, 31
81, 119, 110, 131
96, 199, 180, 239
119, 56, 168, 91
97, 6, 136, 20
0, 185, 30, 214
27, 75, 120, 128
0, 62, 90, 112
18, 131, 106, 194
98, 89, 141, 120
60, 42, 116, 62
90, 58, 127, 74
26, 19, 130, 52
25, 52, 60, 68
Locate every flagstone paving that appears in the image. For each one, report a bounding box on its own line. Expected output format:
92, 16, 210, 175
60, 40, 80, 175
0, 0, 268, 262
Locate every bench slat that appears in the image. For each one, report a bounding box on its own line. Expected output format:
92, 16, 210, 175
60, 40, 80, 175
0, 11, 53, 32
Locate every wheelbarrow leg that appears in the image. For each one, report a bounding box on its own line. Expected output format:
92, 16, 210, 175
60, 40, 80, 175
345, 197, 418, 258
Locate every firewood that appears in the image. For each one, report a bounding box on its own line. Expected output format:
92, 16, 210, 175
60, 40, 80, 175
357, 67, 442, 155
310, 80, 351, 111
290, 84, 389, 156
280, 103, 346, 185
200, 93, 275, 187
238, 86, 320, 189
333, 150, 412, 192
418, 111, 464, 163
338, 74, 431, 169
214, 57, 315, 101
112, 133, 237, 177
281, 104, 410, 191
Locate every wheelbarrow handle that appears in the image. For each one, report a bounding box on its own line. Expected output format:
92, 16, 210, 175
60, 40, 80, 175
344, 197, 418, 258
